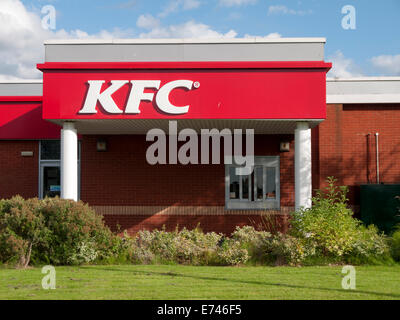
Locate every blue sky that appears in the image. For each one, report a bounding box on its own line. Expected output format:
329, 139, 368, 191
1, 0, 399, 79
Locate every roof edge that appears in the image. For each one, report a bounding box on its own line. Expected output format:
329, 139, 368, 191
37, 61, 332, 71
0, 80, 43, 84
44, 37, 327, 45
327, 77, 400, 82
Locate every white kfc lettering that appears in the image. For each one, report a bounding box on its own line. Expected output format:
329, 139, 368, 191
79, 80, 128, 114
125, 80, 161, 114
78, 80, 195, 115
156, 80, 193, 115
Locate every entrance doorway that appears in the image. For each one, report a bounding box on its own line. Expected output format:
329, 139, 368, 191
40, 162, 60, 198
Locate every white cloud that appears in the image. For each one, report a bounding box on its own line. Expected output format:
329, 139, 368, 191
0, 0, 282, 80
370, 54, 400, 75
138, 20, 237, 39
219, 0, 257, 7
0, 0, 133, 80
327, 50, 363, 78
0, 74, 27, 81
159, 0, 201, 18
136, 14, 160, 30
268, 5, 312, 16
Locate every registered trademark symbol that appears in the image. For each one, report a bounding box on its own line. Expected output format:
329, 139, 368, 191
193, 81, 200, 89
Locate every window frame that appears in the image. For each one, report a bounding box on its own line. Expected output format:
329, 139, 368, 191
225, 156, 280, 210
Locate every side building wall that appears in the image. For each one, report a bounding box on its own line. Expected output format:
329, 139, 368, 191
313, 103, 400, 213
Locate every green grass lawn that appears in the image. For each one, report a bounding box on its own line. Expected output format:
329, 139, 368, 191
1, 265, 400, 300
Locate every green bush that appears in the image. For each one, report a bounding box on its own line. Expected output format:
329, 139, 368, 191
231, 225, 271, 246
390, 227, 400, 262
1, 191, 395, 268
131, 226, 251, 266
230, 225, 271, 262
264, 233, 315, 266
216, 239, 249, 265
290, 177, 390, 264
0, 197, 50, 267
0, 196, 123, 267
347, 224, 391, 264
391, 198, 400, 262
130, 225, 311, 267
134, 227, 224, 265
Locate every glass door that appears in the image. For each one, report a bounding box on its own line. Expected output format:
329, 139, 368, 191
40, 162, 61, 198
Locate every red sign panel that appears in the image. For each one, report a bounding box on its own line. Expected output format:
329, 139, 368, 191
38, 61, 331, 120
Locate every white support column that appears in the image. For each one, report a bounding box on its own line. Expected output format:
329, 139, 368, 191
295, 122, 312, 210
61, 122, 78, 201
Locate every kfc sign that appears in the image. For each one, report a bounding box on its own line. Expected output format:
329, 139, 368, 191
79, 80, 198, 115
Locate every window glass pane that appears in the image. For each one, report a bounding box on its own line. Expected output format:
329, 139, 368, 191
226, 157, 279, 208
266, 167, 276, 199
242, 175, 249, 199
40, 140, 60, 160
43, 166, 61, 198
41, 140, 80, 160
255, 166, 263, 200
229, 167, 239, 199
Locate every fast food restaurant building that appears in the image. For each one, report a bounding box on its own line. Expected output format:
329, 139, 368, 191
1, 38, 399, 235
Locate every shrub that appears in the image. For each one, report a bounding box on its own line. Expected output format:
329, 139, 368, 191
1, 193, 394, 267
176, 227, 222, 265
290, 177, 363, 257
231, 225, 271, 246
0, 196, 50, 267
68, 241, 99, 265
264, 233, 315, 266
0, 232, 30, 267
37, 197, 121, 265
230, 225, 271, 262
392, 198, 400, 262
230, 226, 315, 266
349, 225, 390, 259
290, 177, 390, 264
216, 239, 249, 265
0, 196, 122, 267
131, 245, 156, 264
390, 227, 400, 262
135, 227, 223, 265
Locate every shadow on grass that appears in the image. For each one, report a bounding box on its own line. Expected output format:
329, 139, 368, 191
79, 266, 400, 299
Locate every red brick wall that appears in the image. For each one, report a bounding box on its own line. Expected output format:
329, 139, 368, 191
81, 133, 294, 234
0, 135, 294, 234
80, 134, 295, 207
0, 140, 39, 199
313, 103, 400, 206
